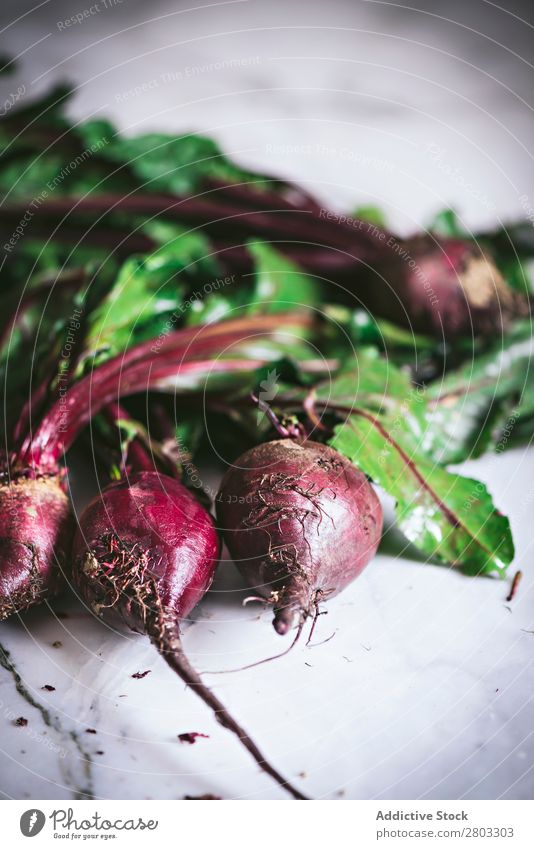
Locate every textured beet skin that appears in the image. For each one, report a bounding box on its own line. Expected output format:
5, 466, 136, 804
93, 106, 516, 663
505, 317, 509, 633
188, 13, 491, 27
72, 471, 310, 801
216, 440, 383, 633
72, 471, 220, 630
0, 476, 72, 620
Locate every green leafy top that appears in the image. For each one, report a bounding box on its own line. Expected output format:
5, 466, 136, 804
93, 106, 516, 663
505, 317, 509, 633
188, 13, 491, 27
80, 227, 219, 364
0, 84, 527, 579
424, 320, 534, 463
78, 120, 275, 196
332, 410, 513, 576
289, 351, 513, 576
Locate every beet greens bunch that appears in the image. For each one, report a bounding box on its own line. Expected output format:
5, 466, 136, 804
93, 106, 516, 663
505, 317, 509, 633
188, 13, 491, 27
0, 74, 532, 799
1, 75, 530, 612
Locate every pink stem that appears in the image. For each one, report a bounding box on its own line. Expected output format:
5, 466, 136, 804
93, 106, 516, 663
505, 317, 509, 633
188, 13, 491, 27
14, 311, 311, 466
103, 402, 156, 475
17, 352, 272, 469
1, 190, 382, 258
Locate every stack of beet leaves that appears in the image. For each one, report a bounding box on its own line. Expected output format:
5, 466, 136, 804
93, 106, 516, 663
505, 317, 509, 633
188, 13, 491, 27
0, 81, 532, 799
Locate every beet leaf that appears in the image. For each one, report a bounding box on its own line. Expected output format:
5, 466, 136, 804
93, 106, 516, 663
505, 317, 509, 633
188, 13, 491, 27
331, 412, 513, 576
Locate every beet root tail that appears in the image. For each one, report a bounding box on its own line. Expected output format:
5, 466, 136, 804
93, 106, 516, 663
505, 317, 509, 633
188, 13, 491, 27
272, 577, 316, 636
152, 621, 309, 800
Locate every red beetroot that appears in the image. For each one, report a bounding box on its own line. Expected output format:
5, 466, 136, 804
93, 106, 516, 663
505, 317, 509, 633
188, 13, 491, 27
73, 473, 218, 628
0, 475, 72, 620
72, 470, 307, 800
0, 313, 311, 620
368, 235, 526, 339
217, 439, 383, 635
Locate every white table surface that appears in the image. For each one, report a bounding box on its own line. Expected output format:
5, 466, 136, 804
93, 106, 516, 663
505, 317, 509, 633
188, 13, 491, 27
1, 0, 533, 801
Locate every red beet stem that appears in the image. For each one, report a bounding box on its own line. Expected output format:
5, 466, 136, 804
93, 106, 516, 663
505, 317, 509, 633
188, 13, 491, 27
103, 403, 158, 476
0, 192, 374, 256
5, 192, 524, 338
15, 312, 312, 469
20, 358, 256, 469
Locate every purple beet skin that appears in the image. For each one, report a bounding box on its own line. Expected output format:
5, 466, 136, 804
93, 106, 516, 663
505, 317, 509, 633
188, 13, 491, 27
73, 471, 219, 630
0, 475, 72, 620
373, 236, 526, 338
217, 439, 383, 635
72, 470, 307, 800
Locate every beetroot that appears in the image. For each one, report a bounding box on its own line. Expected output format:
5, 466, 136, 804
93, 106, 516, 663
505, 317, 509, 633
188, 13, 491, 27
72, 470, 307, 800
367, 235, 527, 339
0, 313, 310, 620
0, 475, 72, 620
217, 439, 383, 635
73, 473, 218, 627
